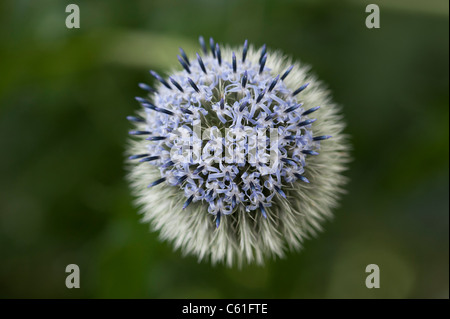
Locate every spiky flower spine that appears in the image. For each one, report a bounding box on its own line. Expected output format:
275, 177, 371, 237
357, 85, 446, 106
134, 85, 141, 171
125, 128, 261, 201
126, 37, 350, 267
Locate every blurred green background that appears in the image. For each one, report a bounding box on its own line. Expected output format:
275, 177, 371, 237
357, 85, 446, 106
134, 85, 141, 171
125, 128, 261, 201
0, 0, 448, 298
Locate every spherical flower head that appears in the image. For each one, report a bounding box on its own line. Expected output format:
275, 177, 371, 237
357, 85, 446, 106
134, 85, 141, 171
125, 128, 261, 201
126, 37, 350, 267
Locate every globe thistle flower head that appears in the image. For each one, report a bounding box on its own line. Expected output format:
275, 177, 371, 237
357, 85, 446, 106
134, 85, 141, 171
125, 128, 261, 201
127, 36, 350, 267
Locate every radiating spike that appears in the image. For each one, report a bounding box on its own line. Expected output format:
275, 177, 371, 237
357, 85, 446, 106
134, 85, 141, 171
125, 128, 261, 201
259, 53, 267, 74
135, 96, 151, 104
281, 65, 294, 80
138, 83, 156, 93
162, 160, 175, 168
182, 195, 194, 210
232, 52, 237, 73
313, 135, 332, 141
179, 47, 190, 66
216, 211, 221, 228
239, 101, 248, 112
180, 108, 193, 115
177, 175, 188, 185
148, 177, 166, 188
259, 44, 267, 64
209, 37, 216, 57
292, 83, 309, 96
146, 136, 167, 141
241, 71, 248, 88
302, 106, 320, 115
256, 89, 266, 103
188, 78, 200, 93
302, 150, 319, 156
281, 158, 297, 165
169, 77, 184, 92
139, 156, 160, 162
150, 70, 172, 90
196, 53, 207, 74
199, 36, 207, 54
284, 104, 300, 113
284, 135, 298, 141
215, 43, 222, 66
268, 75, 280, 92
126, 116, 145, 123
155, 107, 174, 116
129, 130, 151, 136
128, 154, 149, 160
220, 97, 225, 110
298, 119, 317, 127
294, 173, 310, 183
264, 113, 275, 121
194, 165, 204, 175
274, 185, 287, 199
177, 55, 191, 74
141, 102, 157, 111
242, 39, 248, 62
259, 203, 267, 219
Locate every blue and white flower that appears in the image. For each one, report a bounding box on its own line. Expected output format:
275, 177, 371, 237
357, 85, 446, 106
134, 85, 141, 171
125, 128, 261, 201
127, 37, 350, 266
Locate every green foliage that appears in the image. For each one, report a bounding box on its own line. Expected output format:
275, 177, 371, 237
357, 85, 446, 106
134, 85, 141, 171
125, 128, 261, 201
0, 0, 448, 298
